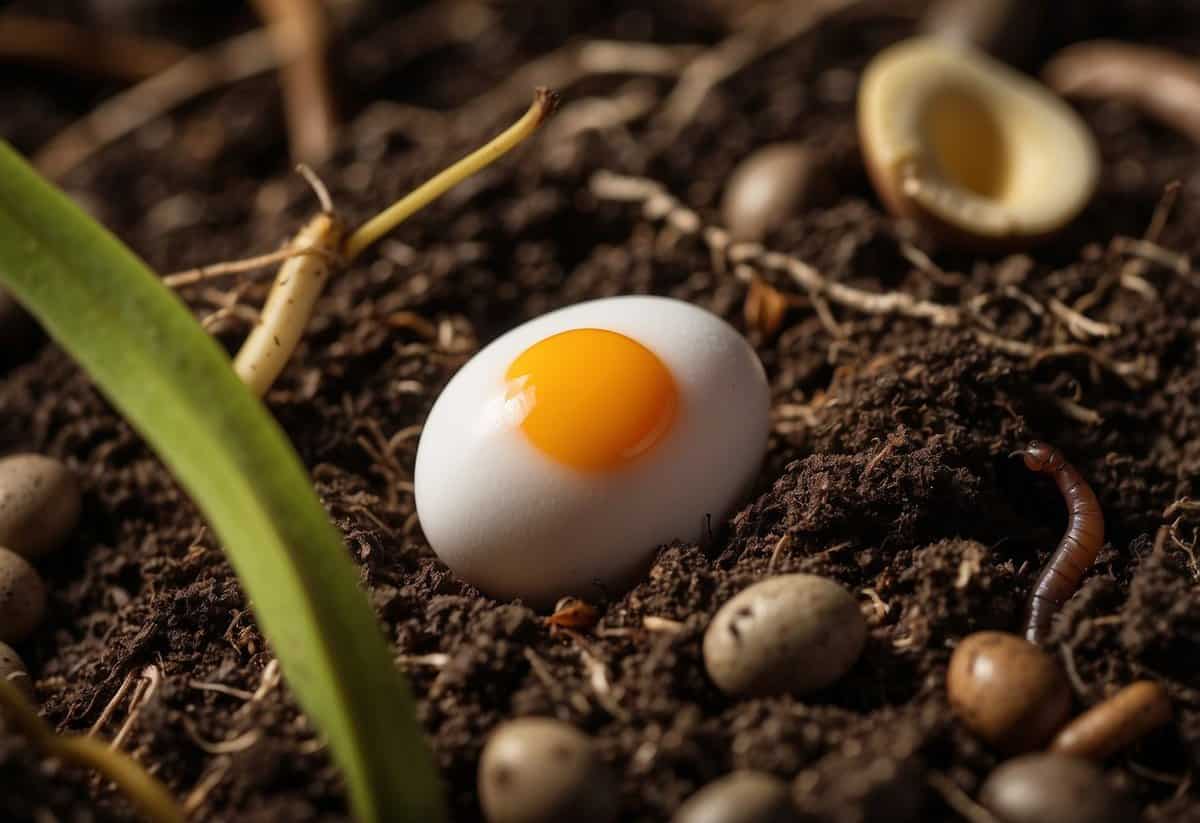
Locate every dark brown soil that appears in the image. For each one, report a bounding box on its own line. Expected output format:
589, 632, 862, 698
2, 1, 1199, 821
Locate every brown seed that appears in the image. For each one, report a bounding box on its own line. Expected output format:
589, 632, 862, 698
0, 547, 47, 644
479, 718, 618, 823
946, 631, 1071, 753
979, 753, 1136, 823
674, 771, 796, 823
545, 597, 600, 631
743, 278, 791, 338
858, 37, 1098, 250
0, 641, 33, 699
721, 143, 823, 242
0, 453, 82, 559
1051, 680, 1171, 760
703, 574, 866, 697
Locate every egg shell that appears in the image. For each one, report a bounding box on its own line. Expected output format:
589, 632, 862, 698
415, 296, 770, 606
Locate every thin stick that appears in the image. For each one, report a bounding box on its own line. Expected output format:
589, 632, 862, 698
343, 89, 556, 261
232, 88, 557, 396
0, 14, 188, 81
249, 0, 338, 164
1047, 298, 1120, 340
592, 170, 1161, 386
653, 0, 859, 143
163, 246, 335, 287
35, 27, 283, 179
88, 670, 135, 737
344, 88, 559, 261
0, 679, 183, 823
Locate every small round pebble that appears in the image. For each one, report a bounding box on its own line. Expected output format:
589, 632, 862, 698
674, 771, 796, 823
0, 547, 46, 644
721, 144, 822, 241
479, 718, 618, 823
980, 753, 1136, 823
0, 641, 32, 699
947, 631, 1071, 753
703, 574, 866, 697
0, 453, 81, 559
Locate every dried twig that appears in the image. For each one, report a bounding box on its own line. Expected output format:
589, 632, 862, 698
110, 666, 161, 751
1078, 181, 1182, 313
88, 671, 135, 738
188, 680, 255, 701
1047, 298, 1120, 341
453, 40, 698, 132
593, 171, 1161, 389
36, 27, 285, 179
163, 245, 337, 287
1112, 236, 1191, 277
767, 534, 793, 573
652, 0, 861, 144
592, 171, 961, 325
249, 0, 338, 164
0, 13, 188, 80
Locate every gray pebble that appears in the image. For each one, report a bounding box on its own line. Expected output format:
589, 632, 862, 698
704, 574, 866, 697
980, 753, 1136, 823
0, 641, 32, 699
0, 454, 81, 559
479, 717, 618, 823
721, 144, 822, 242
674, 771, 796, 823
0, 547, 46, 644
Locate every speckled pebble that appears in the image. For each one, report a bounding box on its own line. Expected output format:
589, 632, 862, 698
674, 771, 796, 823
0, 547, 46, 644
980, 753, 1135, 823
0, 453, 82, 559
479, 718, 618, 823
703, 574, 866, 697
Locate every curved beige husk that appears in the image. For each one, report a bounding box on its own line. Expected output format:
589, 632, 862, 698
859, 37, 1099, 248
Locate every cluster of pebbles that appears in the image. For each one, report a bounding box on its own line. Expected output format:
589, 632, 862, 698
0, 453, 82, 699
478, 570, 1169, 823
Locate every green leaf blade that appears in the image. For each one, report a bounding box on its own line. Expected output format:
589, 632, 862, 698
0, 142, 443, 823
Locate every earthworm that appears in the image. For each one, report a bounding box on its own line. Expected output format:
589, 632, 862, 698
1014, 441, 1104, 645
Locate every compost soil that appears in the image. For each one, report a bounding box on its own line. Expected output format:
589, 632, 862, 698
1, 1, 1199, 820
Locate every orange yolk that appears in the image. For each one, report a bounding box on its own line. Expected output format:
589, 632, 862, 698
504, 328, 678, 471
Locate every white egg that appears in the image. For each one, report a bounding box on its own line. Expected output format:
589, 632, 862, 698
414, 295, 769, 605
